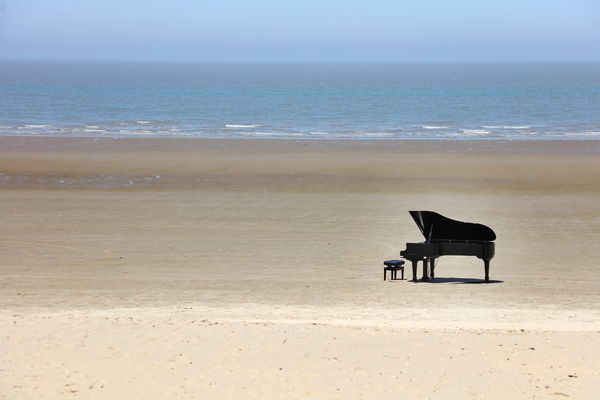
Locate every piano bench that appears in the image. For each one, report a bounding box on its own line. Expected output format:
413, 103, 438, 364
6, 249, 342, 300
383, 260, 405, 281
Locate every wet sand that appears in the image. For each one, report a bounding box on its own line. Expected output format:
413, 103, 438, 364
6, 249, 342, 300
2, 137, 600, 398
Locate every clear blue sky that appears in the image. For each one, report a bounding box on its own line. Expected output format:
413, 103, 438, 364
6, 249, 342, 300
1, 0, 598, 62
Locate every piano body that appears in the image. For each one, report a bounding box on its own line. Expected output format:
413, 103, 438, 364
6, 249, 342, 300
400, 211, 496, 282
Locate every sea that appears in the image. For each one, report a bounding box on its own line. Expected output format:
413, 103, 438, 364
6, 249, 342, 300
1, 60, 599, 140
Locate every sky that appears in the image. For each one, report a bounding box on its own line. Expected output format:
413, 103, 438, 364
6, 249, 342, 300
0, 0, 599, 62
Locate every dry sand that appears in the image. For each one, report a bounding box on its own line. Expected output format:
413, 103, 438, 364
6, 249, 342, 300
1, 137, 600, 399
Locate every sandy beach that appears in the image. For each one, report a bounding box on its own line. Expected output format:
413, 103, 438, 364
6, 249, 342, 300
2, 136, 600, 399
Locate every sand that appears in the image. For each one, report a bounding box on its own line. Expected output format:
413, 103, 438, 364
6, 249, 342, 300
1, 136, 600, 399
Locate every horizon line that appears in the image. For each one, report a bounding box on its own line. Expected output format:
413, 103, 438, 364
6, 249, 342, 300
3, 57, 600, 65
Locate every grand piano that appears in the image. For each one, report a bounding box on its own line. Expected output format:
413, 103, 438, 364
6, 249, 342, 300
400, 211, 496, 282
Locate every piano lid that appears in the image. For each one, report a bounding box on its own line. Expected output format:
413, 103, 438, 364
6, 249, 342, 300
409, 211, 496, 243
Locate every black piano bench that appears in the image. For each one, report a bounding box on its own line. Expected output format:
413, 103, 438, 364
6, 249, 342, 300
383, 259, 405, 281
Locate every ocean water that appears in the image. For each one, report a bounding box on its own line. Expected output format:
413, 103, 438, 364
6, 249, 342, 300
1, 60, 599, 140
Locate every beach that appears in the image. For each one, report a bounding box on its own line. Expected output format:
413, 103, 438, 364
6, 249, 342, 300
2, 136, 600, 399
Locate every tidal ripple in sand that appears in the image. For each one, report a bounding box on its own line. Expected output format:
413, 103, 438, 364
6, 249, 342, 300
1, 240, 115, 267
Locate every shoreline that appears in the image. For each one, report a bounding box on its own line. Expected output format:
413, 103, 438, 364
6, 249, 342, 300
3, 135, 600, 153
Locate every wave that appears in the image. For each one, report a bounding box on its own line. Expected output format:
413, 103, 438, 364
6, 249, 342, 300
119, 130, 156, 135
564, 131, 600, 137
225, 124, 261, 128
362, 132, 397, 137
459, 130, 492, 136
482, 126, 531, 130
3, 122, 600, 140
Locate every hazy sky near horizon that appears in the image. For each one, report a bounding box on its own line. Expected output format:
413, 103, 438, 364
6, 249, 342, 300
1, 0, 598, 62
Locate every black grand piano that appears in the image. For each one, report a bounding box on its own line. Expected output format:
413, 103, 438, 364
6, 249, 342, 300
400, 211, 496, 282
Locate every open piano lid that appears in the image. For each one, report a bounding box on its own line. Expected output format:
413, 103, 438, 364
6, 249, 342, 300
409, 211, 496, 243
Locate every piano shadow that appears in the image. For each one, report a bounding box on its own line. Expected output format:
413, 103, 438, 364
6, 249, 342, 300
412, 277, 503, 284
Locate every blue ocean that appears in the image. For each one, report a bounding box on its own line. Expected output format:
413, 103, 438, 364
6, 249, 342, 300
1, 60, 599, 140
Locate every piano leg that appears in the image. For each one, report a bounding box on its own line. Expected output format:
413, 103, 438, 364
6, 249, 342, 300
411, 261, 418, 282
422, 259, 429, 282
484, 259, 490, 282
430, 259, 435, 279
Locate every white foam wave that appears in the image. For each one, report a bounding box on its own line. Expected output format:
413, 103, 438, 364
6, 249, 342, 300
564, 131, 600, 137
23, 124, 52, 128
253, 132, 286, 136
422, 126, 450, 129
225, 124, 260, 128
119, 130, 155, 135
84, 129, 107, 132
360, 132, 396, 137
482, 126, 531, 130
136, 121, 151, 124
460, 129, 492, 136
